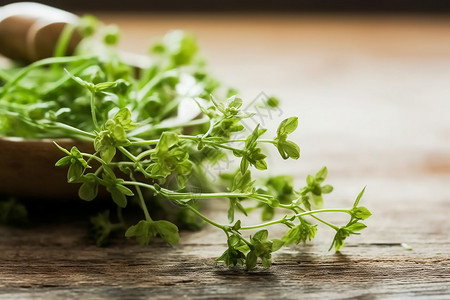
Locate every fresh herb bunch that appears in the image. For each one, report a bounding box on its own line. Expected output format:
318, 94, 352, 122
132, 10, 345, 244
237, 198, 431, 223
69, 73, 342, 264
0, 16, 371, 270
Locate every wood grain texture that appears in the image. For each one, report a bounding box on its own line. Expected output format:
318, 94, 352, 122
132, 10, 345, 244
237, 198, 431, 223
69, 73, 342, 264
1, 14, 450, 299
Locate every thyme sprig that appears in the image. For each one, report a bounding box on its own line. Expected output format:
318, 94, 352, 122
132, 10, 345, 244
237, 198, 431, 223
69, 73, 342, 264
0, 16, 371, 270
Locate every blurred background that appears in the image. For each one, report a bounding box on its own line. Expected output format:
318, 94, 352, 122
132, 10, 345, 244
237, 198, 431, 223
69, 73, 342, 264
2, 0, 450, 13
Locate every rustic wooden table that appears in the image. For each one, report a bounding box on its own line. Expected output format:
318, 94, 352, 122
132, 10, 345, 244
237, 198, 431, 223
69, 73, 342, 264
1, 14, 450, 299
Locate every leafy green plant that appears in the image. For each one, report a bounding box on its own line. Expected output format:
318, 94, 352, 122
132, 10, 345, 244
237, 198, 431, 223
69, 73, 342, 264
0, 16, 371, 270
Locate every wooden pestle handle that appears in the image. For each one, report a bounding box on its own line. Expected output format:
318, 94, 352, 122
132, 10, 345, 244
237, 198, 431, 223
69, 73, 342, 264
0, 2, 81, 63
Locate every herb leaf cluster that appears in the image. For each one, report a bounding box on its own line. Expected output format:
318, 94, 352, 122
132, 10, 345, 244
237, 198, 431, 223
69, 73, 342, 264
0, 16, 371, 270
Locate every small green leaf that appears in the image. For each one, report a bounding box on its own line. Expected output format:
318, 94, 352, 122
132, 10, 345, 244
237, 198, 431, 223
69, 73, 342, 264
67, 163, 83, 182
103, 25, 120, 45
345, 222, 367, 233
55, 156, 72, 167
114, 107, 137, 130
95, 81, 117, 91
110, 124, 128, 144
240, 157, 249, 174
109, 187, 127, 208
306, 175, 315, 186
315, 166, 328, 183
245, 124, 260, 149
252, 230, 268, 242
353, 186, 366, 208
228, 235, 241, 247
78, 181, 98, 201
321, 185, 333, 194
282, 140, 300, 160
115, 184, 134, 196
261, 256, 272, 268
246, 251, 258, 270
154, 220, 180, 245
231, 170, 253, 193
271, 239, 284, 252
227, 199, 235, 223
282, 221, 317, 246
65, 68, 93, 89
227, 96, 242, 109
125, 220, 156, 245
277, 117, 298, 137
253, 157, 267, 170
261, 205, 275, 221
312, 193, 323, 208
101, 145, 116, 163
232, 220, 242, 231
351, 206, 372, 220
53, 142, 71, 155
329, 228, 350, 251
157, 131, 179, 153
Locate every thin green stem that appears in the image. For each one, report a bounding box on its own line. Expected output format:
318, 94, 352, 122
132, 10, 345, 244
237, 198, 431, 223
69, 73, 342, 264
1, 109, 95, 139
122, 181, 157, 192
163, 191, 253, 200
53, 24, 76, 58
49, 122, 96, 139
175, 200, 227, 231
43, 61, 93, 95
202, 119, 215, 139
128, 117, 210, 138
295, 206, 340, 231
226, 139, 276, 145
135, 149, 155, 161
81, 153, 108, 166
90, 90, 99, 130
118, 146, 138, 162
179, 135, 241, 152
310, 215, 339, 231
233, 230, 252, 246
1, 55, 96, 95
130, 135, 242, 153
130, 139, 160, 147
137, 70, 178, 102
240, 209, 349, 230
130, 174, 152, 221
239, 218, 287, 230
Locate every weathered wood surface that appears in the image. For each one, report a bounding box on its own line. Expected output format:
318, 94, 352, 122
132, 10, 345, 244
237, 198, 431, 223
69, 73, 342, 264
1, 14, 450, 299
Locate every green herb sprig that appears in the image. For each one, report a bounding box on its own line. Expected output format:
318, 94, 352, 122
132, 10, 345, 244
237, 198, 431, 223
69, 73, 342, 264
0, 16, 371, 270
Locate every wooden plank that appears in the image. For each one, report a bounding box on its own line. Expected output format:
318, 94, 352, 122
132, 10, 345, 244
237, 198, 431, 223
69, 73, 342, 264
1, 14, 450, 299
0, 216, 449, 299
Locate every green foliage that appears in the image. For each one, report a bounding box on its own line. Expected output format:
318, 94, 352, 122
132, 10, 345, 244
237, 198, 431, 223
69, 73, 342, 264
54, 144, 90, 182
146, 132, 193, 188
329, 188, 372, 251
256, 175, 295, 221
247, 230, 274, 269
90, 210, 124, 246
266, 96, 280, 108
78, 173, 99, 201
125, 219, 179, 245
215, 234, 247, 267
282, 219, 318, 246
275, 117, 300, 160
0, 16, 371, 270
94, 108, 137, 163
0, 198, 28, 226
297, 167, 333, 209
233, 125, 268, 174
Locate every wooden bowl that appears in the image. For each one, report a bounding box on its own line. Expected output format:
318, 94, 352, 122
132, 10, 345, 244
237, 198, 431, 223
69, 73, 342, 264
0, 137, 93, 199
